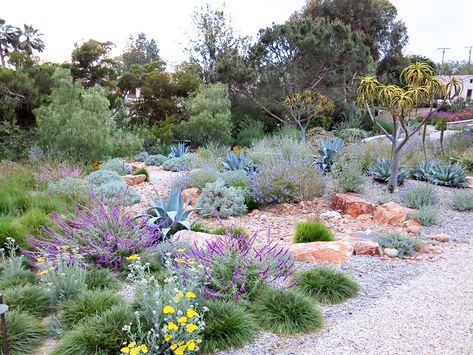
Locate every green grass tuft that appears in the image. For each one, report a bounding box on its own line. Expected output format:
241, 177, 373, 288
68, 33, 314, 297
401, 184, 437, 209
295, 267, 359, 304
0, 310, 47, 355
293, 220, 335, 243
201, 300, 257, 353
3, 285, 52, 317
132, 167, 149, 182
52, 306, 132, 355
58, 289, 124, 330
85, 268, 120, 291
451, 190, 473, 211
211, 225, 249, 238
408, 207, 438, 226
251, 288, 324, 335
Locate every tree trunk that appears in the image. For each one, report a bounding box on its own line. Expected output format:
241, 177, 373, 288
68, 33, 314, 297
0, 48, 5, 67
422, 121, 428, 158
388, 148, 401, 193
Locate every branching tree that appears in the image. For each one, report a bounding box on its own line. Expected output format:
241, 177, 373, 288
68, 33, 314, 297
0, 19, 21, 66
18, 24, 45, 56
357, 62, 462, 192
121, 33, 161, 71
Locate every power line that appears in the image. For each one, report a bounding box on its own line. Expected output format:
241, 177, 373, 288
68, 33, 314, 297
437, 47, 451, 66
465, 46, 473, 65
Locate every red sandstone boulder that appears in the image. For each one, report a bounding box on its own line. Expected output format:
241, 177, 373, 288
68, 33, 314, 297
331, 194, 376, 218
402, 219, 422, 234
429, 233, 450, 243
182, 188, 200, 206
289, 241, 353, 264
354, 240, 382, 256
124, 174, 147, 186
373, 202, 413, 226
172, 230, 220, 248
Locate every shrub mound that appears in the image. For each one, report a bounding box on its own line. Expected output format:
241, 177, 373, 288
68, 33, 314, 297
3, 285, 52, 316
293, 221, 335, 243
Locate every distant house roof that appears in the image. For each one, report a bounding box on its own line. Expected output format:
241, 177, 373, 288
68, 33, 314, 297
436, 74, 473, 84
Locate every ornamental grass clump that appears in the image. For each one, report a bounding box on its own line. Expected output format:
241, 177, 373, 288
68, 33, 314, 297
132, 167, 149, 182
295, 267, 359, 304
401, 184, 437, 209
293, 220, 335, 243
26, 195, 157, 271
451, 190, 473, 211
85, 267, 120, 290
183, 232, 295, 301
3, 285, 52, 317
408, 207, 438, 226
201, 300, 257, 353
251, 288, 324, 335
0, 310, 47, 355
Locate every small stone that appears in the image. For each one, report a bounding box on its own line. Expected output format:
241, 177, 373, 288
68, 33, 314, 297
124, 174, 146, 186
402, 220, 422, 234
320, 210, 342, 219
351, 229, 379, 241
429, 233, 450, 243
354, 241, 382, 256
466, 176, 473, 189
384, 248, 399, 258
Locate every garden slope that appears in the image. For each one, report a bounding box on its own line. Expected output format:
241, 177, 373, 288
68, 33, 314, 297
249, 243, 473, 355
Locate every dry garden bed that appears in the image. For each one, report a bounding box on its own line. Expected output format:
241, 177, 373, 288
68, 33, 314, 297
1, 127, 472, 355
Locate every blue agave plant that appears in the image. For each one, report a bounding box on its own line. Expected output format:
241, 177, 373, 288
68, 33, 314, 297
427, 162, 468, 188
169, 142, 189, 158
315, 137, 345, 172
411, 161, 433, 181
137, 187, 194, 237
368, 157, 406, 184
223, 151, 255, 172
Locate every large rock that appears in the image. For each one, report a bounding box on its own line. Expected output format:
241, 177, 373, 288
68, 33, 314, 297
354, 241, 383, 256
172, 230, 220, 248
124, 174, 147, 186
289, 241, 353, 264
373, 202, 413, 226
182, 188, 200, 206
331, 193, 376, 218
466, 176, 473, 189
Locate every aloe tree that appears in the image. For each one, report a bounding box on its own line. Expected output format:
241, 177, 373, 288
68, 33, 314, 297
357, 62, 462, 192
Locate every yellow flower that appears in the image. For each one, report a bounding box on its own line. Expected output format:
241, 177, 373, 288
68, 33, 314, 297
186, 323, 198, 332
167, 322, 178, 331
197, 264, 204, 268
197, 339, 203, 344
71, 248, 78, 253
174, 293, 183, 302
170, 344, 177, 350
123, 341, 127, 345
163, 305, 176, 314
60, 245, 68, 249
39, 270, 48, 276
140, 344, 148, 353
187, 260, 196, 265
36, 256, 45, 262
176, 248, 185, 253
130, 348, 140, 355
126, 254, 139, 261
185, 291, 196, 299
128, 342, 136, 348
177, 316, 188, 324
120, 347, 130, 354
164, 334, 173, 341
186, 309, 198, 318
174, 345, 186, 355
186, 339, 196, 351
174, 258, 186, 264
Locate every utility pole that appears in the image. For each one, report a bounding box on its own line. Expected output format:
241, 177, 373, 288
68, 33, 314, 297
465, 46, 472, 65
438, 47, 451, 66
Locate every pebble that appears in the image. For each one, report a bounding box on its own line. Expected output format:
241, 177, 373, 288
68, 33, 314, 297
383, 248, 399, 258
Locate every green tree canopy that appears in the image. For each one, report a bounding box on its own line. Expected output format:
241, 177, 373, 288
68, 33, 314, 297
120, 33, 161, 71
303, 0, 408, 60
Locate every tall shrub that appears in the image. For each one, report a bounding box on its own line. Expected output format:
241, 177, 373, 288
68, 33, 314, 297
35, 69, 141, 162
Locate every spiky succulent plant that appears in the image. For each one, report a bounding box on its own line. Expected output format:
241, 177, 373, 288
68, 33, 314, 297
427, 162, 468, 188
223, 151, 254, 172
169, 142, 189, 158
368, 158, 406, 184
137, 187, 194, 237
315, 137, 345, 172
411, 161, 433, 181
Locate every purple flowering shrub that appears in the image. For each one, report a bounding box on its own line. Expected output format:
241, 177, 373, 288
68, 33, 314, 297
25, 195, 158, 270
178, 231, 295, 301
249, 154, 325, 204
34, 162, 83, 184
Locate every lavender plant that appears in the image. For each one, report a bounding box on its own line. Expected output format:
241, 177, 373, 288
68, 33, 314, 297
181, 232, 295, 301
34, 162, 83, 184
26, 195, 157, 270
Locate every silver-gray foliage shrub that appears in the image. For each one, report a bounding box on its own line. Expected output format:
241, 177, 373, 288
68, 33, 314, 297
92, 181, 141, 206
188, 168, 219, 189
47, 177, 90, 197
197, 180, 247, 217
99, 158, 130, 174
162, 155, 194, 172
451, 190, 473, 211
85, 170, 123, 187
145, 154, 168, 166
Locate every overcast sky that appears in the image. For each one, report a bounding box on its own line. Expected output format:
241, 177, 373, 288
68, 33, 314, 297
2, 0, 472, 66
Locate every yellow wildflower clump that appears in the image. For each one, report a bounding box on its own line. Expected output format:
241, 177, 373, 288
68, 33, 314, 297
126, 254, 139, 261
185, 323, 198, 333
186, 309, 198, 318
185, 291, 196, 299
177, 316, 188, 324
120, 341, 148, 354
163, 305, 176, 314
